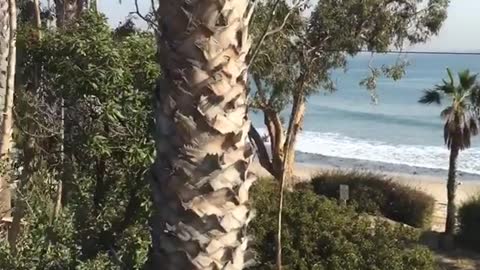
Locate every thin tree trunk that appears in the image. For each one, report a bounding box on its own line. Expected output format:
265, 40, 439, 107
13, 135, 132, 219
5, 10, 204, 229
276, 168, 286, 270
275, 103, 304, 270
148, 1, 256, 269
3, 0, 16, 250
54, 0, 84, 28
33, 0, 42, 39
0, 0, 16, 223
445, 144, 459, 235
275, 80, 306, 269
283, 104, 305, 185
282, 91, 306, 187
283, 148, 295, 186
4, 0, 16, 207
0, 0, 10, 222
267, 111, 285, 178
249, 125, 274, 175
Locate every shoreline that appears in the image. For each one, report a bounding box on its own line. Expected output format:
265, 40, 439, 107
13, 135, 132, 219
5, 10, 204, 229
295, 151, 480, 182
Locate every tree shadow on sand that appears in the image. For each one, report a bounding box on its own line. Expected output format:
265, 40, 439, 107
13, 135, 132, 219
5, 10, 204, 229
421, 231, 480, 270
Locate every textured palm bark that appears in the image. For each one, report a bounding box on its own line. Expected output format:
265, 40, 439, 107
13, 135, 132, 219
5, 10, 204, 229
445, 144, 459, 235
149, 0, 256, 269
0, 0, 12, 220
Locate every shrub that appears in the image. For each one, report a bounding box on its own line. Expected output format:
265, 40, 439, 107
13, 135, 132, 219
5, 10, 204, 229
0, 13, 153, 269
458, 194, 480, 251
249, 179, 437, 270
309, 170, 435, 228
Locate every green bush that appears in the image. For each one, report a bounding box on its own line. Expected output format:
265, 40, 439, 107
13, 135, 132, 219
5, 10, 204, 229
0, 13, 154, 269
249, 179, 437, 270
458, 194, 480, 251
309, 171, 435, 228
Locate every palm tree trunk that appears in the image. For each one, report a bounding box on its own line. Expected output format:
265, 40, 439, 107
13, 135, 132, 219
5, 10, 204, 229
148, 1, 256, 269
445, 144, 459, 235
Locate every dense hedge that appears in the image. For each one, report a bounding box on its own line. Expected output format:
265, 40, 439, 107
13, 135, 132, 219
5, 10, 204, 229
308, 171, 435, 228
249, 179, 437, 270
458, 195, 480, 251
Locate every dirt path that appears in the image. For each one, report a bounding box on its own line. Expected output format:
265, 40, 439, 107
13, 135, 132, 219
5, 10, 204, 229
420, 231, 480, 270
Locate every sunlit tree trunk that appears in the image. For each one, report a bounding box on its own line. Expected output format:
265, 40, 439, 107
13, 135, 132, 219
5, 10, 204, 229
282, 92, 306, 188
33, 0, 42, 39
445, 143, 459, 235
148, 0, 256, 269
0, 0, 16, 224
54, 0, 84, 28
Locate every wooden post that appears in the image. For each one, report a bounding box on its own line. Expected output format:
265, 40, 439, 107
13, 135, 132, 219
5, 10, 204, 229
339, 184, 349, 206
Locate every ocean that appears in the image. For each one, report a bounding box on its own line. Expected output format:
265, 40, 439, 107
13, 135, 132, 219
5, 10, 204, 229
250, 53, 480, 175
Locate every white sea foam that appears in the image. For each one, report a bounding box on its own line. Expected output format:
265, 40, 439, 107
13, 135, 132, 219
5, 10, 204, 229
256, 128, 480, 175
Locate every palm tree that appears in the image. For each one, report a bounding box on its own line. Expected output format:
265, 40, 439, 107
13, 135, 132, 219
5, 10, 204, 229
148, 1, 257, 269
419, 68, 479, 236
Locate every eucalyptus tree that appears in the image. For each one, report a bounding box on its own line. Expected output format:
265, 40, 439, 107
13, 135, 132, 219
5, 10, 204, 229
249, 1, 448, 266
249, 0, 450, 186
419, 69, 480, 236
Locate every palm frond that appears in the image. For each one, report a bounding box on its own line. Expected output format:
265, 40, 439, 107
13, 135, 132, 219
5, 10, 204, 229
440, 106, 453, 120
419, 90, 442, 104
469, 115, 479, 137
435, 83, 455, 94
458, 69, 478, 91
444, 122, 453, 149
461, 130, 471, 150
471, 84, 480, 109
447, 67, 455, 85
445, 112, 479, 150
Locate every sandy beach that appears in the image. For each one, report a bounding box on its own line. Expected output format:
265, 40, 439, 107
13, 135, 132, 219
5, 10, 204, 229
252, 154, 480, 232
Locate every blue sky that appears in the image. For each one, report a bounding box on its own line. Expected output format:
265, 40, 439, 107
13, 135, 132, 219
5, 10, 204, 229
99, 0, 480, 52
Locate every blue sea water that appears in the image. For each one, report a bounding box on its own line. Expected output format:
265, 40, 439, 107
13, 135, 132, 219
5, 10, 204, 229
250, 53, 480, 174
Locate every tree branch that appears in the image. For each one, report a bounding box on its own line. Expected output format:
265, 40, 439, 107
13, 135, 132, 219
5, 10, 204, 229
150, 0, 159, 23
131, 0, 159, 30
249, 0, 304, 67
253, 73, 268, 107
248, 125, 274, 176
264, 6, 296, 37
284, 71, 307, 153
248, 0, 282, 66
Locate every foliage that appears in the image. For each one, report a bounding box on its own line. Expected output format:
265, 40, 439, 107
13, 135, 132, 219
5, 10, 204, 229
419, 68, 480, 150
457, 194, 480, 251
248, 0, 449, 181
249, 179, 437, 270
308, 171, 435, 229
0, 170, 81, 270
419, 69, 480, 234
0, 13, 159, 269
250, 0, 449, 112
